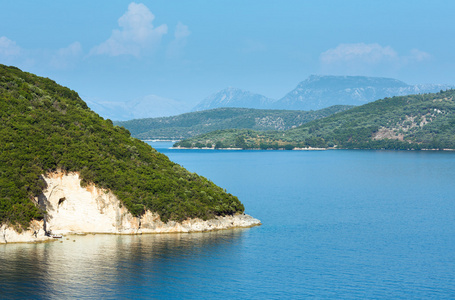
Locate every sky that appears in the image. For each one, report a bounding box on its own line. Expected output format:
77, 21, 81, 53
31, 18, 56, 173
1, 1, 455, 119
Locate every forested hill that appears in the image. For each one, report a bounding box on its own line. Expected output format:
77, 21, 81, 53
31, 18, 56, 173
174, 90, 455, 150
0, 64, 244, 228
114, 105, 353, 140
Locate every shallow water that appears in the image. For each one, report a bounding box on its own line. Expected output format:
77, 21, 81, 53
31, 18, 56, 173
2, 143, 455, 299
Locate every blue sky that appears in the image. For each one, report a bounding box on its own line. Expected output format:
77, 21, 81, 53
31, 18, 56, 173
1, 1, 454, 118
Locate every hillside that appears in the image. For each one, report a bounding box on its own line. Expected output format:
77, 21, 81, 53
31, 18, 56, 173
115, 106, 353, 140
174, 90, 455, 150
272, 75, 454, 111
0, 65, 244, 229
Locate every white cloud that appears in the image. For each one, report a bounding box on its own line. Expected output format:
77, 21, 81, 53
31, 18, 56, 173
174, 22, 190, 40
0, 36, 22, 61
90, 2, 168, 57
0, 36, 84, 70
50, 42, 82, 69
320, 43, 398, 64
320, 43, 431, 75
166, 22, 190, 59
0, 36, 36, 68
408, 48, 431, 62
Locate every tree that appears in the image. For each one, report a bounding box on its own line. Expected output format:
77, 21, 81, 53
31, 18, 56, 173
215, 141, 224, 149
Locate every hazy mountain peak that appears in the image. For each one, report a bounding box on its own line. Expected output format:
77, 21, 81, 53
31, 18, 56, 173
90, 75, 453, 121
272, 75, 453, 111
86, 95, 192, 121
300, 75, 409, 89
192, 87, 275, 111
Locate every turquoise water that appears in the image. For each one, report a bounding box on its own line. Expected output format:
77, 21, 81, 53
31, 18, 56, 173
2, 142, 455, 299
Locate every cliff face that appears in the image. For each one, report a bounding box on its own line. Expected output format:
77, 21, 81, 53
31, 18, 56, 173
0, 220, 49, 244
0, 172, 260, 244
39, 172, 138, 234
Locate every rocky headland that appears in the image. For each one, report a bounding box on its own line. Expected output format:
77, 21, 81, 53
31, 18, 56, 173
0, 172, 261, 244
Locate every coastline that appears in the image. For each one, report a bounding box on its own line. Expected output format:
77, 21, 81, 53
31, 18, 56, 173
0, 214, 261, 245
172, 146, 327, 150
171, 146, 455, 151
145, 140, 455, 152
0, 172, 261, 245
141, 139, 180, 142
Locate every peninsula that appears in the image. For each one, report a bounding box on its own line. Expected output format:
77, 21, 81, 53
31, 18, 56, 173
0, 65, 260, 244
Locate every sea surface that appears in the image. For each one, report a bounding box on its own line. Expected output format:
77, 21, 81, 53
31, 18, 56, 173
2, 142, 455, 299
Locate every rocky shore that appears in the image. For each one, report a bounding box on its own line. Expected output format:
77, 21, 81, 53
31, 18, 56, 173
0, 172, 261, 244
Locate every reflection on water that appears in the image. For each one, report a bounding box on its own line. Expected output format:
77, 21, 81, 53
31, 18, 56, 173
3, 148, 455, 299
0, 229, 247, 299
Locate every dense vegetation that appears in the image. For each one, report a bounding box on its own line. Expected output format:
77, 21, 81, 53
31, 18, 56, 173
175, 90, 455, 150
0, 65, 244, 228
114, 106, 353, 140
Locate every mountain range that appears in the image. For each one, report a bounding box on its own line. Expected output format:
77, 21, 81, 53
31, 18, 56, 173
89, 75, 454, 121
197, 76, 454, 112
86, 95, 192, 121
192, 87, 275, 111
271, 75, 453, 111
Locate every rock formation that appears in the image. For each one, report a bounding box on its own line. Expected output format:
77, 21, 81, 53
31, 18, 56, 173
0, 172, 260, 244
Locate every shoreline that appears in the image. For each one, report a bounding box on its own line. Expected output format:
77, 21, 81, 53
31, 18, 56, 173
171, 146, 327, 150
0, 214, 261, 245
143, 141, 455, 152
171, 146, 455, 151
1, 172, 261, 245
141, 139, 180, 142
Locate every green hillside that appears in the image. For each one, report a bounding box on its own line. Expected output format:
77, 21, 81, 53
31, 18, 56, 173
114, 106, 353, 140
0, 65, 244, 228
175, 90, 455, 150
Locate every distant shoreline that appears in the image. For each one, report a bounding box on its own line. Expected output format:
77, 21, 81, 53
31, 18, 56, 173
170, 146, 455, 151
141, 139, 180, 142
172, 146, 328, 151
144, 141, 455, 152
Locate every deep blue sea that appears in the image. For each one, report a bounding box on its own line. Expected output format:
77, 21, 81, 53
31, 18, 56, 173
2, 142, 455, 299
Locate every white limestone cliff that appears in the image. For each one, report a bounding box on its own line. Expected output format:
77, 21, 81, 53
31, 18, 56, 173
0, 172, 260, 244
0, 220, 50, 244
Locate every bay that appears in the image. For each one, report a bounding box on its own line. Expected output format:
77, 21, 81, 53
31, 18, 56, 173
1, 142, 455, 299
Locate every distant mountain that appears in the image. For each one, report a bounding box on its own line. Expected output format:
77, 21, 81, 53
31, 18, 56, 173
115, 105, 353, 140
89, 75, 454, 121
175, 89, 455, 150
86, 95, 192, 121
192, 76, 454, 113
272, 75, 454, 111
192, 87, 275, 111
